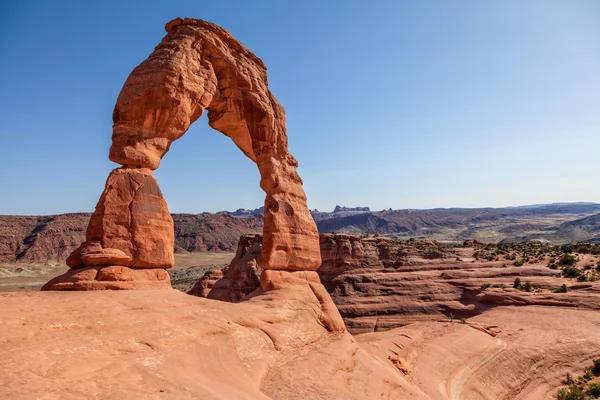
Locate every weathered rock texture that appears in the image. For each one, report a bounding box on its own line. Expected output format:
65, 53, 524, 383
110, 17, 320, 271
194, 233, 600, 334
41, 266, 171, 290
45, 17, 321, 290
4, 290, 600, 399
188, 233, 261, 300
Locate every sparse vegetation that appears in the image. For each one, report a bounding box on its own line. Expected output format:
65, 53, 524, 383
560, 253, 578, 266
513, 278, 522, 289
557, 386, 588, 400
557, 359, 600, 399
553, 284, 569, 293
587, 382, 600, 397
562, 266, 581, 278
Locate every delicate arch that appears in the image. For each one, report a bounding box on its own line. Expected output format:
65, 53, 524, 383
65, 18, 320, 274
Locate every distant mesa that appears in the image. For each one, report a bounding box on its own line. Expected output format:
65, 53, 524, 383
217, 207, 264, 217
333, 205, 371, 213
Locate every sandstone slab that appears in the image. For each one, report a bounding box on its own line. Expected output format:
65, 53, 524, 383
41, 266, 171, 290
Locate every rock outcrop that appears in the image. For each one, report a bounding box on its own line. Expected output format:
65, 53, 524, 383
4, 289, 600, 399
188, 233, 261, 300
193, 233, 600, 333
45, 17, 322, 290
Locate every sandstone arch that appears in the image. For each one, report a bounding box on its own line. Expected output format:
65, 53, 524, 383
43, 18, 321, 290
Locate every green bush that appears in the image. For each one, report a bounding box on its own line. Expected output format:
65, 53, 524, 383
592, 359, 600, 376
513, 277, 522, 289
557, 385, 589, 400
514, 260, 524, 267
560, 254, 578, 266
554, 284, 569, 293
563, 266, 581, 278
588, 382, 600, 397
523, 281, 533, 292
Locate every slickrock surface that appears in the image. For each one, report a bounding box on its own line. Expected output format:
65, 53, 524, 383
2, 290, 598, 399
193, 233, 600, 333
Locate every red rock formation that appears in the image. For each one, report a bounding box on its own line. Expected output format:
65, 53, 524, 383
188, 233, 262, 300
66, 168, 174, 269
45, 17, 322, 290
110, 17, 320, 271
193, 233, 600, 334
41, 266, 171, 290
187, 269, 224, 297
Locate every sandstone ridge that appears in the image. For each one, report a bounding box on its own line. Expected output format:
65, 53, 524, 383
192, 233, 600, 333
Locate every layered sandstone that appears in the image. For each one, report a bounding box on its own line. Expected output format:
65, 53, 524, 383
193, 233, 600, 333
41, 266, 171, 290
109, 17, 320, 272
45, 17, 322, 290
3, 289, 600, 399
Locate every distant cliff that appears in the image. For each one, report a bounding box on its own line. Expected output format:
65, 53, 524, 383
0, 213, 263, 263
2, 203, 600, 263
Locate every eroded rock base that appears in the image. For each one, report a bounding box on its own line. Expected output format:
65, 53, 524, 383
255, 270, 346, 333
41, 266, 171, 291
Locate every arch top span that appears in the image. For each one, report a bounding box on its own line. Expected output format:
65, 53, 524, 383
110, 17, 285, 170
50, 17, 321, 285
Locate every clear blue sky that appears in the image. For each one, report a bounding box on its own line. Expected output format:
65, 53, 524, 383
1, 0, 599, 215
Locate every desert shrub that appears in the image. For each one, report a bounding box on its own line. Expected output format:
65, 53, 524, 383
514, 260, 524, 267
564, 373, 575, 385
554, 284, 569, 293
549, 263, 558, 270
576, 245, 590, 254
480, 283, 491, 289
513, 277, 522, 289
460, 318, 466, 324
587, 382, 600, 397
582, 369, 594, 382
561, 244, 574, 253
523, 281, 533, 292
562, 266, 581, 278
577, 275, 589, 282
560, 254, 578, 266
557, 385, 589, 400
593, 359, 600, 376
